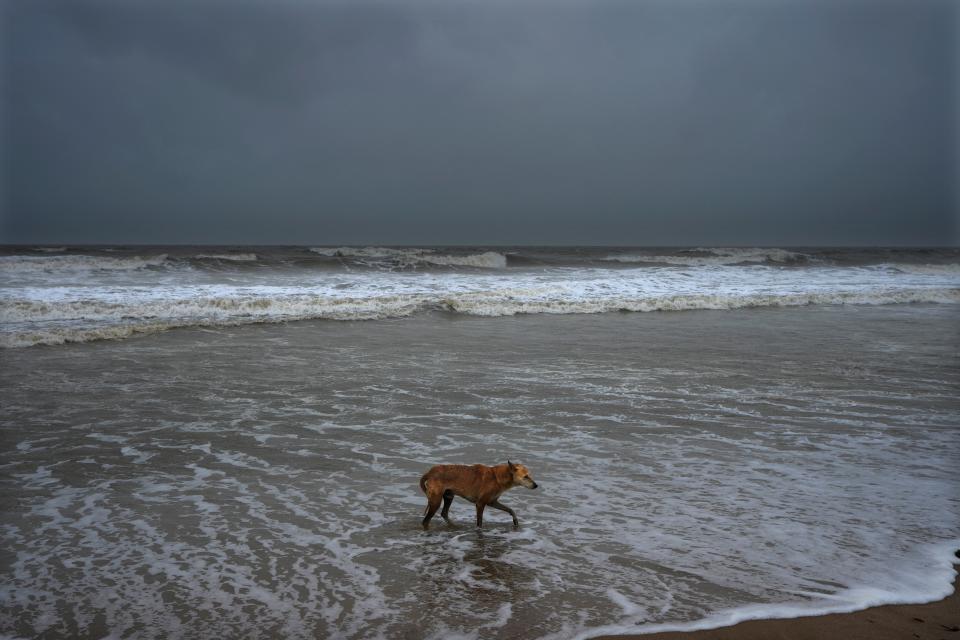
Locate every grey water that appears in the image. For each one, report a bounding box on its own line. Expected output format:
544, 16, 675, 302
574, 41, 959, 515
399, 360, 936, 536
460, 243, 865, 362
2, 303, 959, 639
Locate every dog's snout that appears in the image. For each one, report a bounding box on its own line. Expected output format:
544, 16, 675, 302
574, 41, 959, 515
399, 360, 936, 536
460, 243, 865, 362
531, 482, 539, 489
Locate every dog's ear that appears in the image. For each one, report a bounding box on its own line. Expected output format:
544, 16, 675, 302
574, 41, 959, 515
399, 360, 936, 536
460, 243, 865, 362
507, 460, 515, 471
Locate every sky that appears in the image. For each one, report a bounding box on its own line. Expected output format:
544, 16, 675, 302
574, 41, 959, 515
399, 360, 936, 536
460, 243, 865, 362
1, 0, 957, 246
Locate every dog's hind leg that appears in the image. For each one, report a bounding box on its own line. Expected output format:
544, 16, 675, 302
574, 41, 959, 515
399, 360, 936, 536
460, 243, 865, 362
422, 492, 443, 529
489, 500, 519, 527
440, 490, 454, 522
475, 502, 486, 528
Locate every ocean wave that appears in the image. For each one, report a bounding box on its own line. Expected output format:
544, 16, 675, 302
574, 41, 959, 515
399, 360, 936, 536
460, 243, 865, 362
3, 286, 957, 348
604, 247, 810, 266
1, 294, 427, 324
0, 253, 265, 277
420, 251, 507, 268
0, 254, 169, 273
192, 253, 259, 262
310, 246, 411, 258
308, 247, 507, 269
442, 287, 960, 316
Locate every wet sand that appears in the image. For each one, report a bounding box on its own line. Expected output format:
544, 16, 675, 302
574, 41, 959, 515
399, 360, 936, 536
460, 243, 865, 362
593, 561, 959, 640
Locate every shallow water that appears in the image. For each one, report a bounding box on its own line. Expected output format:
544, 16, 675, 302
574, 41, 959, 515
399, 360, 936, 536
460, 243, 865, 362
1, 305, 959, 639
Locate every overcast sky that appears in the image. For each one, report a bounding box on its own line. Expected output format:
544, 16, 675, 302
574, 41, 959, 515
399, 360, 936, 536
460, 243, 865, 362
1, 0, 957, 245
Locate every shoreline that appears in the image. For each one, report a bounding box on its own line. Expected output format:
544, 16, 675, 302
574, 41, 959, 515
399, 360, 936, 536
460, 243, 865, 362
591, 558, 959, 640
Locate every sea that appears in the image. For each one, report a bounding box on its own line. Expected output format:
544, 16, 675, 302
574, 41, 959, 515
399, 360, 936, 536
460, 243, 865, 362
1, 245, 958, 639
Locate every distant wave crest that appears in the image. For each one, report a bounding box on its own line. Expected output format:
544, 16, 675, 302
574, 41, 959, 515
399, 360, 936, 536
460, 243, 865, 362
0, 253, 264, 273
309, 247, 507, 269
0, 254, 169, 273
193, 253, 258, 262
603, 247, 810, 266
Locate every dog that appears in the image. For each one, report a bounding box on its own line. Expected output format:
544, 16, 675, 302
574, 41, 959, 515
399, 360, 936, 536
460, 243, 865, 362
419, 460, 538, 529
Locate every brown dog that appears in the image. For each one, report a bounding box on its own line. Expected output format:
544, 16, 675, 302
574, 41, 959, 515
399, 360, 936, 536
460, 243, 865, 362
419, 460, 538, 529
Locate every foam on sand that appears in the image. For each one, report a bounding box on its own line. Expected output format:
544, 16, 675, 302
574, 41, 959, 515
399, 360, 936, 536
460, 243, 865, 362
569, 541, 960, 639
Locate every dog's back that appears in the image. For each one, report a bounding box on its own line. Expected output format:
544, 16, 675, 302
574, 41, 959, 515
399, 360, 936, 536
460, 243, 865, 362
420, 463, 500, 501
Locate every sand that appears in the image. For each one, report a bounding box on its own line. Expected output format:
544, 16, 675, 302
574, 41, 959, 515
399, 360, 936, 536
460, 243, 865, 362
592, 563, 959, 640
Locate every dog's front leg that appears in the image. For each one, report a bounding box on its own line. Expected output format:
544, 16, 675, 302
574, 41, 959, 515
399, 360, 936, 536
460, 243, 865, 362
475, 502, 486, 528
489, 500, 519, 527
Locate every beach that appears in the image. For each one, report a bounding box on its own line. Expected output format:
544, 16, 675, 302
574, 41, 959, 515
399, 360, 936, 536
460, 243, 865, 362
593, 558, 959, 640
1, 246, 959, 638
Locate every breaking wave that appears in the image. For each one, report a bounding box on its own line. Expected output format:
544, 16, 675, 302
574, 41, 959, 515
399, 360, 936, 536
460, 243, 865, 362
441, 287, 960, 316
3, 286, 958, 348
0, 253, 263, 275
5, 248, 958, 275
310, 246, 415, 258
192, 253, 258, 262
0, 254, 170, 273
420, 251, 508, 268
309, 247, 507, 269
604, 247, 810, 266
3, 246, 958, 348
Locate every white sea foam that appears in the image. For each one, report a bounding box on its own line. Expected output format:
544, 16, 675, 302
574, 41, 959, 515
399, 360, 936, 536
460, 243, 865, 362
0, 292, 428, 324
120, 446, 156, 464
881, 263, 960, 275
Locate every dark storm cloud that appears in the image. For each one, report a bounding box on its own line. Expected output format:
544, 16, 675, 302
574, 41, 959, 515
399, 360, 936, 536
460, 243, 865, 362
54, 2, 420, 104
1, 0, 957, 245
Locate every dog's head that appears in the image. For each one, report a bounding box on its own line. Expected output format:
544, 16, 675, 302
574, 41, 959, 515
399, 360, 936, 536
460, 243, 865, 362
507, 460, 538, 489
